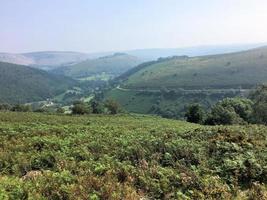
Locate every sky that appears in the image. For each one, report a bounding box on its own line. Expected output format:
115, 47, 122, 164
1, 0, 267, 53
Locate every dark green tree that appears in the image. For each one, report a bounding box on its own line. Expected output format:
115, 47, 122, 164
12, 104, 32, 112
185, 104, 205, 124
205, 98, 252, 125
71, 101, 91, 115
91, 100, 104, 114
250, 85, 267, 124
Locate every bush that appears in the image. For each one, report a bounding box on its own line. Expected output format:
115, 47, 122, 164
185, 104, 205, 124
105, 99, 120, 114
250, 85, 267, 124
91, 100, 104, 114
12, 104, 32, 112
205, 98, 252, 125
71, 101, 92, 115
0, 104, 12, 111
56, 107, 65, 114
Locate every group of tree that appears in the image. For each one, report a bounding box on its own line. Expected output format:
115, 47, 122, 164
185, 85, 267, 125
71, 99, 121, 115
0, 103, 65, 114
0, 104, 32, 112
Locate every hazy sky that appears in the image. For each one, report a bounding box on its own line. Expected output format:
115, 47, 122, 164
1, 0, 267, 53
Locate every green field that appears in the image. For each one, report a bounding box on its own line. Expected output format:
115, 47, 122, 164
0, 112, 266, 199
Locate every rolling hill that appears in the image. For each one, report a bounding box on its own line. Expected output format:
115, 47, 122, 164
107, 46, 267, 117
0, 51, 90, 70
121, 46, 267, 89
0, 62, 76, 104
53, 53, 142, 79
125, 43, 266, 61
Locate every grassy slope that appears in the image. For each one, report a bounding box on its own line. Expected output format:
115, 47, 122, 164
123, 46, 267, 89
108, 47, 267, 115
53, 53, 142, 79
0, 112, 266, 199
0, 62, 76, 104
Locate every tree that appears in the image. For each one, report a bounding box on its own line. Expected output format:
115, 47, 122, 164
71, 101, 91, 115
219, 98, 253, 122
205, 104, 239, 125
105, 99, 120, 114
12, 104, 32, 112
56, 107, 65, 114
0, 104, 11, 111
91, 100, 104, 114
204, 98, 252, 125
250, 85, 267, 124
185, 104, 205, 124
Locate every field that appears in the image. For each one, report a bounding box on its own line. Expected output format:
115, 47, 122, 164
0, 112, 266, 199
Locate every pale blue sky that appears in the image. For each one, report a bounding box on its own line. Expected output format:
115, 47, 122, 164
1, 0, 267, 53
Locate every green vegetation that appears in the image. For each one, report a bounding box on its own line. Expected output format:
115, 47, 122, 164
120, 47, 267, 90
185, 104, 205, 124
106, 87, 242, 118
71, 101, 92, 115
53, 53, 142, 79
205, 98, 253, 125
108, 47, 267, 116
0, 62, 76, 104
250, 85, 267, 124
0, 112, 266, 199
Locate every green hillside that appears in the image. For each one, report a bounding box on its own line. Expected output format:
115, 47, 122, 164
0, 62, 76, 104
53, 53, 142, 79
107, 47, 267, 117
0, 112, 266, 199
121, 46, 267, 90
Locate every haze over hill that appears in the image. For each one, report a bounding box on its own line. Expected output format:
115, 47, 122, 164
0, 51, 90, 70
53, 53, 143, 79
0, 43, 264, 71
125, 43, 266, 61
0, 62, 76, 104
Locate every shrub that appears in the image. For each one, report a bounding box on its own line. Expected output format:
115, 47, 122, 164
0, 104, 12, 111
250, 85, 267, 124
71, 101, 92, 115
91, 100, 104, 114
185, 104, 205, 124
31, 153, 56, 170
104, 99, 120, 114
12, 104, 32, 112
205, 98, 252, 125
56, 107, 65, 114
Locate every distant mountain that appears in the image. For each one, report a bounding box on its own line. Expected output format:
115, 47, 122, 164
0, 62, 76, 104
23, 51, 90, 70
125, 43, 266, 61
0, 51, 90, 70
53, 53, 143, 79
0, 43, 265, 71
0, 53, 34, 66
